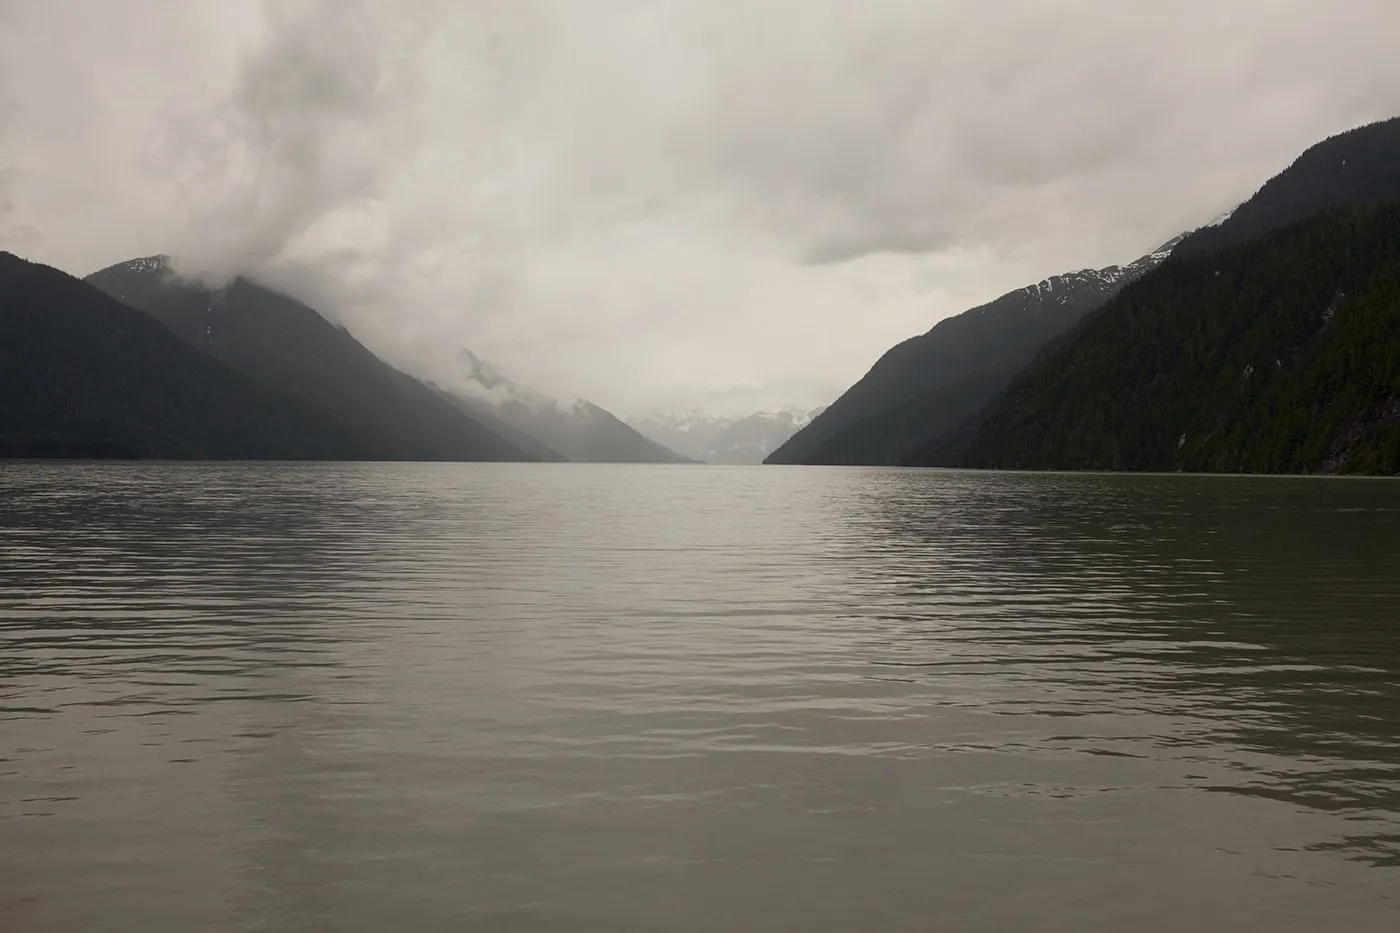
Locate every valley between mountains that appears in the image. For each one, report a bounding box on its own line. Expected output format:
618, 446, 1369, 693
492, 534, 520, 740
5, 118, 1400, 473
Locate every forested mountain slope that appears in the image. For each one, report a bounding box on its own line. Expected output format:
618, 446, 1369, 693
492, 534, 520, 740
1, 252, 370, 459
949, 203, 1400, 474
770, 116, 1400, 469
1177, 117, 1400, 256
765, 243, 1177, 465
87, 257, 536, 462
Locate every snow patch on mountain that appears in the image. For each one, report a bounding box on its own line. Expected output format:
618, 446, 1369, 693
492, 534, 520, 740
630, 406, 827, 464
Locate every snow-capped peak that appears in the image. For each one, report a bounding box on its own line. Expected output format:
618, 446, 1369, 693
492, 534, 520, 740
119, 255, 171, 275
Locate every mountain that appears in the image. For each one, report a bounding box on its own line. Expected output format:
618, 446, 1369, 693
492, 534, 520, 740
945, 116, 1400, 473
627, 411, 734, 461
696, 408, 826, 464
629, 408, 825, 464
86, 257, 537, 462
0, 252, 374, 459
769, 117, 1400, 470
765, 240, 1180, 466
1175, 117, 1400, 257
444, 350, 692, 463
949, 201, 1400, 474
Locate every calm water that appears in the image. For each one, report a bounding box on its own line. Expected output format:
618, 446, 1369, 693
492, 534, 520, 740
2, 464, 1399, 931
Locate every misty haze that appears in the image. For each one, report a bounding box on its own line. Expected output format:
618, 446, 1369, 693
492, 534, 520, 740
3, 2, 1400, 931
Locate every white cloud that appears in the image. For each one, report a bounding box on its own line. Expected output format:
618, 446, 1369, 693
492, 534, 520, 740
4, 0, 1400, 415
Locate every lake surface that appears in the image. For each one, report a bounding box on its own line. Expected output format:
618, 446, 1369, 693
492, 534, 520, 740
2, 463, 1399, 931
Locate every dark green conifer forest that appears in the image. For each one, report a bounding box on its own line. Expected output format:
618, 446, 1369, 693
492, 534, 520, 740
950, 203, 1400, 474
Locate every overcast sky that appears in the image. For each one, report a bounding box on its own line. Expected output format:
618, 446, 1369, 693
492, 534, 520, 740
4, 1, 1400, 416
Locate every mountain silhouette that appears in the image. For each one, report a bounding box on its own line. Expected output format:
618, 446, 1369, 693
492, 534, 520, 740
86, 257, 537, 461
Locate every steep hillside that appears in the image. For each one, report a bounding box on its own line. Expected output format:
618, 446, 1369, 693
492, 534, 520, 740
0, 252, 371, 459
803, 373, 1005, 466
766, 241, 1178, 465
86, 258, 536, 462
514, 400, 694, 463
769, 117, 1400, 470
1177, 117, 1400, 256
445, 350, 690, 463
950, 202, 1400, 474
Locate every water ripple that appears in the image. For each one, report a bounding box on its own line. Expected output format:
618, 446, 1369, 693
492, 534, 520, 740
2, 463, 1399, 931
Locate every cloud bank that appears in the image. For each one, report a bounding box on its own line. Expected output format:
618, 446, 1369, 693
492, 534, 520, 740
4, 0, 1400, 414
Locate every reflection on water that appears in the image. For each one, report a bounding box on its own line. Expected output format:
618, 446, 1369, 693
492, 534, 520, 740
852, 473, 1400, 869
2, 463, 1398, 932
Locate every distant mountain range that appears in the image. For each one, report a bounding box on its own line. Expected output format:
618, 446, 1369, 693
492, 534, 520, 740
630, 407, 825, 464
445, 350, 693, 464
771, 116, 1400, 475
9, 116, 1400, 472
85, 256, 539, 461
628, 411, 733, 459
77, 256, 687, 463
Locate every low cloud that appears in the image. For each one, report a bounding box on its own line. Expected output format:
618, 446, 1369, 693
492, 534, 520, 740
5, 0, 1400, 414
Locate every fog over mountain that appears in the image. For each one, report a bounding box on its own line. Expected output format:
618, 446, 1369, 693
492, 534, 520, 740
5, 1, 1400, 415
630, 408, 825, 464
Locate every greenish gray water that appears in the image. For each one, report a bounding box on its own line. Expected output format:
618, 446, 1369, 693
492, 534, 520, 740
2, 463, 1398, 931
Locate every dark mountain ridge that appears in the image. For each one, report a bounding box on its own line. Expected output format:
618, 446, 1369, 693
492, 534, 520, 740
942, 116, 1400, 473
769, 115, 1400, 469
1177, 117, 1400, 257
765, 241, 1179, 465
86, 257, 537, 462
950, 201, 1400, 474
1, 252, 374, 460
